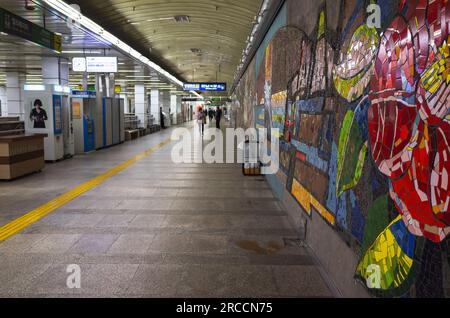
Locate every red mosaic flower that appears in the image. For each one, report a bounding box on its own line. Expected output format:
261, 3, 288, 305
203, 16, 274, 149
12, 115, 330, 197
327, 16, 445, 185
368, 0, 450, 242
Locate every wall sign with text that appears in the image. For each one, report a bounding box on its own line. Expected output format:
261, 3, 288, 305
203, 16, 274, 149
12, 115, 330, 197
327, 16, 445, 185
183, 83, 227, 92
0, 7, 61, 53
72, 57, 118, 73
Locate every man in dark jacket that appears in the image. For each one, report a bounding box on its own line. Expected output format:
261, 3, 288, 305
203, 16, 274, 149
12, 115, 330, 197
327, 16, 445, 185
208, 108, 214, 123
160, 107, 166, 129
215, 107, 222, 130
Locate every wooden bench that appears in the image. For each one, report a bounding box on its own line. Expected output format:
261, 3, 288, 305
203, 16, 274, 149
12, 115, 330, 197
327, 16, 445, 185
125, 130, 139, 141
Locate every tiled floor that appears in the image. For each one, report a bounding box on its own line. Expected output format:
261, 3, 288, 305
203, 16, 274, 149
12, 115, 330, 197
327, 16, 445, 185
0, 121, 335, 298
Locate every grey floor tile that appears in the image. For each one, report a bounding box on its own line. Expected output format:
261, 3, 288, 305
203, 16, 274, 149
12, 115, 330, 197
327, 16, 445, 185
96, 215, 136, 228
124, 264, 184, 296
69, 234, 119, 254
26, 234, 81, 254
0, 234, 48, 254
108, 234, 155, 255
129, 215, 167, 229
273, 266, 334, 297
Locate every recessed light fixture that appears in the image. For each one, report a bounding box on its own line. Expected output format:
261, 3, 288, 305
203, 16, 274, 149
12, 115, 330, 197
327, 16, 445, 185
173, 15, 190, 23
62, 50, 102, 54
146, 17, 173, 22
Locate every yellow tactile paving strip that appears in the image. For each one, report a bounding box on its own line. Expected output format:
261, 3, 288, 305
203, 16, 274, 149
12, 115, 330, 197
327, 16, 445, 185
0, 139, 172, 242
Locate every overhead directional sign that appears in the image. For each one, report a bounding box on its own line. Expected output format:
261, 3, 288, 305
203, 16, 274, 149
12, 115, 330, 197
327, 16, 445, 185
183, 82, 227, 92
86, 57, 118, 73
0, 7, 62, 53
72, 57, 118, 73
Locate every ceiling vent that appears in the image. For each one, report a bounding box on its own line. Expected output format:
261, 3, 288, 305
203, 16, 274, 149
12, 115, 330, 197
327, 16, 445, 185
173, 15, 190, 23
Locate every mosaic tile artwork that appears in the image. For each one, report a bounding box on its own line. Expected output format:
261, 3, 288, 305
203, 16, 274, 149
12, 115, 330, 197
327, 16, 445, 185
334, 25, 379, 102
234, 0, 450, 298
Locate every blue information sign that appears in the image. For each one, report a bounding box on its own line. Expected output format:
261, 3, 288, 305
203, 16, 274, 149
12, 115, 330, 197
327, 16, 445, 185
183, 82, 226, 92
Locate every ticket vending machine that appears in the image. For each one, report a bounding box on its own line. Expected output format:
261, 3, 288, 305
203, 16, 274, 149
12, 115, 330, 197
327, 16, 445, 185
24, 85, 71, 161
71, 93, 96, 154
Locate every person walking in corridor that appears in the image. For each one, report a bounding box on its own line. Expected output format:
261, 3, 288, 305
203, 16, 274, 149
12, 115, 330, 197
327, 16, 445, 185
197, 106, 205, 136
208, 108, 214, 123
215, 107, 222, 130
160, 107, 166, 129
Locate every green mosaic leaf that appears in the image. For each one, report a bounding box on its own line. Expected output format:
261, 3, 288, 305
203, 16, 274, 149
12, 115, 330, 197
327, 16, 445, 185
336, 110, 367, 197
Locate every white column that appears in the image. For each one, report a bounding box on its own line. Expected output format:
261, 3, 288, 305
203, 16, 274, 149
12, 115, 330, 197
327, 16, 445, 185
95, 74, 105, 148
105, 73, 115, 98
0, 86, 7, 117
160, 90, 171, 127
170, 94, 177, 125
6, 72, 24, 119
150, 89, 159, 126
176, 95, 182, 124
135, 84, 147, 128
82, 73, 88, 90
42, 57, 69, 86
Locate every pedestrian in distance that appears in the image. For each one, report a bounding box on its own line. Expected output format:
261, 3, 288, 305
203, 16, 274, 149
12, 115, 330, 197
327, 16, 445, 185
215, 107, 223, 130
197, 106, 205, 136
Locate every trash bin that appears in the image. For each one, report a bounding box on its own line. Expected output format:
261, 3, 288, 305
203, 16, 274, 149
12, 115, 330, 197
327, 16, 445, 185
238, 137, 261, 176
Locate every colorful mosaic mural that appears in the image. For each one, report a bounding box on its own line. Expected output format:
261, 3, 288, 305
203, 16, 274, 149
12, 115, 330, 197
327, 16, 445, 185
234, 0, 450, 297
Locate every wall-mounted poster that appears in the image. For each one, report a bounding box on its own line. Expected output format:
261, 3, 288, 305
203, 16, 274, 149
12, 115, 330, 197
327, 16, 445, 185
72, 101, 81, 120
26, 95, 51, 132
29, 98, 48, 129
52, 95, 62, 135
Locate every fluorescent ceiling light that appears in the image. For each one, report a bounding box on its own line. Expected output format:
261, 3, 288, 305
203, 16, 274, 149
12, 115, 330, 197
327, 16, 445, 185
43, 0, 184, 87
147, 17, 173, 22
62, 50, 102, 54
24, 84, 46, 91
54, 85, 71, 93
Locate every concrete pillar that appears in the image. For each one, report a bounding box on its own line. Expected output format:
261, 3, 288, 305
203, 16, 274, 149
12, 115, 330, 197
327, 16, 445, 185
150, 89, 159, 126
135, 84, 147, 128
42, 56, 69, 86
82, 73, 88, 91
0, 86, 7, 117
177, 95, 182, 123
170, 94, 182, 125
170, 94, 177, 125
105, 73, 115, 98
160, 90, 171, 127
6, 72, 24, 119
95, 74, 105, 149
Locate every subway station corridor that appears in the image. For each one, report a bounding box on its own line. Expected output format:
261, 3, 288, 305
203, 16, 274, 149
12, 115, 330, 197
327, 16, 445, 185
0, 0, 449, 302
0, 122, 334, 297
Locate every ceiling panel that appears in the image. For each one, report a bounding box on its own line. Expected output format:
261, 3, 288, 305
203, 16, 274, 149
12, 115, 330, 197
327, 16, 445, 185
65, 0, 263, 94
